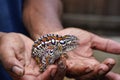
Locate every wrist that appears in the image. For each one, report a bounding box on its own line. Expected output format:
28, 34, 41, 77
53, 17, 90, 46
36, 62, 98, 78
30, 25, 63, 40
23, 0, 63, 40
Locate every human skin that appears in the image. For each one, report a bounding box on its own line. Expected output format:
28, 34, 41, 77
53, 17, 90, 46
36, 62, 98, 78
0, 33, 56, 80
0, 30, 119, 80
22, 0, 120, 79
23, 0, 63, 40
0, 32, 67, 80
0, 0, 119, 80
0, 0, 65, 80
53, 28, 120, 80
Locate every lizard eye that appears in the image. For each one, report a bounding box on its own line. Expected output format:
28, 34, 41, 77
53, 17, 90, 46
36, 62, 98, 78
59, 40, 65, 44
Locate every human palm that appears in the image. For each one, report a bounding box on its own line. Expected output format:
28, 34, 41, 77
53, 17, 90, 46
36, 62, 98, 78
54, 28, 120, 80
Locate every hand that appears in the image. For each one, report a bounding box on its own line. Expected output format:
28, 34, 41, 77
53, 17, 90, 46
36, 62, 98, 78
105, 72, 120, 80
0, 33, 65, 80
54, 28, 120, 80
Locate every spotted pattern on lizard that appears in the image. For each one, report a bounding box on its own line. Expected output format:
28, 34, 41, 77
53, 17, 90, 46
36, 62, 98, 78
32, 34, 78, 72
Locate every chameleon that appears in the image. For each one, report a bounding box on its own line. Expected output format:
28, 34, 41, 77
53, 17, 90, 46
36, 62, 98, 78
32, 34, 78, 72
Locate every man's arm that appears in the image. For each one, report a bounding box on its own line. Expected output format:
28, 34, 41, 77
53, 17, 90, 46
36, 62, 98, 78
22, 0, 120, 80
23, 0, 63, 40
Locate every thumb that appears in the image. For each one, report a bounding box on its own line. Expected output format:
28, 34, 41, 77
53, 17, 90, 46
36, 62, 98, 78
41, 65, 57, 80
3, 57, 24, 76
0, 49, 24, 76
11, 59, 24, 76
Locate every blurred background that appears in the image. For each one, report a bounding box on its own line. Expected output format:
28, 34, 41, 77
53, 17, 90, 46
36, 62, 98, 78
61, 0, 120, 79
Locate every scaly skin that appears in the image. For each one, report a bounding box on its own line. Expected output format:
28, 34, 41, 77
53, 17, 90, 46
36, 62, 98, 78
32, 34, 78, 72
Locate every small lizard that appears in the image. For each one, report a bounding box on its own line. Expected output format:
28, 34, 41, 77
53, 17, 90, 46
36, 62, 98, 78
32, 34, 78, 72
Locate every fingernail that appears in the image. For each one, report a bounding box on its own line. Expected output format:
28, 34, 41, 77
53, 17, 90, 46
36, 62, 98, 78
106, 63, 115, 68
51, 68, 57, 77
85, 68, 92, 73
12, 66, 24, 76
98, 70, 105, 75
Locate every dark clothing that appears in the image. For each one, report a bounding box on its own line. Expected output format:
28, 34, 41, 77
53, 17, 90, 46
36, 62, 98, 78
0, 0, 28, 34
0, 0, 28, 80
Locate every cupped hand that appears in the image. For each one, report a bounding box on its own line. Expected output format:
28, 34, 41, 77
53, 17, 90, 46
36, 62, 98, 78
0, 33, 65, 80
54, 28, 120, 80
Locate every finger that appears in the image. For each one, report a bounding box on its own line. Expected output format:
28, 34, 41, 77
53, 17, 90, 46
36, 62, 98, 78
40, 65, 57, 80
90, 58, 115, 79
75, 63, 109, 80
92, 35, 120, 54
0, 49, 24, 76
4, 58, 24, 77
75, 58, 115, 80
102, 58, 115, 71
106, 72, 120, 80
24, 48, 32, 66
18, 33, 34, 66
15, 51, 25, 66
